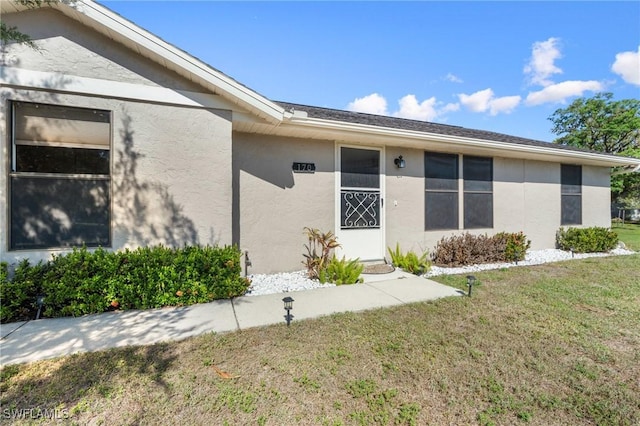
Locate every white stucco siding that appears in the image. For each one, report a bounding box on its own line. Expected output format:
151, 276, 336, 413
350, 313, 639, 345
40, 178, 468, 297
582, 165, 611, 228
493, 157, 526, 234
233, 133, 335, 273
385, 147, 428, 253
109, 101, 233, 250
2, 9, 203, 92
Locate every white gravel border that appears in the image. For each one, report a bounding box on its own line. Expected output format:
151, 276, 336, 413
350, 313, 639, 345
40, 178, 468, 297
245, 248, 636, 297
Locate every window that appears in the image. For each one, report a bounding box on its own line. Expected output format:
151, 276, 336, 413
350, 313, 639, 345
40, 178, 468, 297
425, 152, 458, 230
561, 164, 582, 225
9, 102, 111, 250
463, 156, 493, 229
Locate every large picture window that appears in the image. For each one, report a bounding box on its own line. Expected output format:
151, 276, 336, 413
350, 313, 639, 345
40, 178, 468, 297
463, 156, 493, 229
561, 164, 582, 225
425, 152, 458, 230
9, 102, 111, 250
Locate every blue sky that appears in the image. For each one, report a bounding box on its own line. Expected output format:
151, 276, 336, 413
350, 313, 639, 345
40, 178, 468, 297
100, 1, 640, 142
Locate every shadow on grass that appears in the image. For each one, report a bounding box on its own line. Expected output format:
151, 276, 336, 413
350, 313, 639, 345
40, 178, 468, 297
0, 342, 176, 417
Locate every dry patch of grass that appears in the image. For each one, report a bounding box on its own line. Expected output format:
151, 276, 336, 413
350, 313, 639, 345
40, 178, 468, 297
1, 255, 639, 425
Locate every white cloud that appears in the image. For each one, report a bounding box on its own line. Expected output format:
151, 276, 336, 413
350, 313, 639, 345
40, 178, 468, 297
524, 37, 563, 87
458, 88, 494, 112
457, 88, 521, 115
445, 73, 463, 83
442, 102, 460, 113
347, 93, 459, 122
525, 80, 604, 105
346, 93, 388, 115
488, 95, 522, 116
393, 95, 439, 121
611, 46, 640, 86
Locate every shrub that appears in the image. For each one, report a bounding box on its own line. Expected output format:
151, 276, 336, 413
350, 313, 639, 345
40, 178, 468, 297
1, 245, 250, 323
496, 231, 531, 263
318, 255, 364, 285
432, 232, 531, 267
387, 243, 431, 275
556, 227, 618, 253
0, 260, 48, 323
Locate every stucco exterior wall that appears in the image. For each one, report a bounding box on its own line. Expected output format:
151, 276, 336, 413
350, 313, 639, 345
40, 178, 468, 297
233, 133, 334, 273
2, 9, 203, 91
582, 165, 611, 228
384, 147, 428, 253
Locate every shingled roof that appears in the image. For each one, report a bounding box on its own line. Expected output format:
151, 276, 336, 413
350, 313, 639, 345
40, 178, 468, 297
275, 101, 619, 158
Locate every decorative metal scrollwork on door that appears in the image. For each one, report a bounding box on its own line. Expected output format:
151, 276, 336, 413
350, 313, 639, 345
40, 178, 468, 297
341, 190, 380, 229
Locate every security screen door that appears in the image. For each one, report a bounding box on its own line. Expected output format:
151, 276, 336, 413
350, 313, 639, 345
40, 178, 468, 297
337, 146, 384, 261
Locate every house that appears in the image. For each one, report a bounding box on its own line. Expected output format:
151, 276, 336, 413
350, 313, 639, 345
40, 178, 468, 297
1, 1, 638, 274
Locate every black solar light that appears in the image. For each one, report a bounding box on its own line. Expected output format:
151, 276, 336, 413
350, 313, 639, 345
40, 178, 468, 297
466, 275, 476, 297
36, 294, 45, 320
282, 296, 294, 326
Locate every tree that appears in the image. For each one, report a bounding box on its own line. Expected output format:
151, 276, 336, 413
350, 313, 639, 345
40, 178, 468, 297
549, 92, 640, 206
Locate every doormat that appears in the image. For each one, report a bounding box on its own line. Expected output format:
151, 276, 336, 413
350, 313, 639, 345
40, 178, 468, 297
362, 263, 395, 274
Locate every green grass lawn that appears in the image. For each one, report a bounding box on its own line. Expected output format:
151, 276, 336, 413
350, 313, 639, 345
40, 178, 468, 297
1, 255, 639, 425
612, 221, 640, 250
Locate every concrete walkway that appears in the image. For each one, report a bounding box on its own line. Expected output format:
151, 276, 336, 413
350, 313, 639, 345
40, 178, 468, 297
0, 271, 462, 366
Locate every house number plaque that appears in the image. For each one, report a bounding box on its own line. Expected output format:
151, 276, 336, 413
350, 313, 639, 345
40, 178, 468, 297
292, 162, 316, 173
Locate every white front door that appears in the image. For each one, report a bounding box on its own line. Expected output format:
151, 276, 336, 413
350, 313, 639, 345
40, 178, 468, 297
336, 146, 384, 261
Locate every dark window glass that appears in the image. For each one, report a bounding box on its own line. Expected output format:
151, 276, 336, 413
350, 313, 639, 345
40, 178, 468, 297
10, 102, 111, 250
425, 152, 459, 230
16, 145, 109, 174
463, 156, 493, 229
561, 164, 581, 194
425, 152, 458, 190
10, 176, 110, 249
561, 165, 582, 225
561, 195, 582, 225
341, 147, 379, 188
425, 192, 458, 230
464, 193, 493, 229
463, 156, 492, 192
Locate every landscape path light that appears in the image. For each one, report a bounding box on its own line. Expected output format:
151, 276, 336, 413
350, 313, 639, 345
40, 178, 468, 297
282, 296, 294, 326
36, 294, 45, 320
466, 275, 476, 297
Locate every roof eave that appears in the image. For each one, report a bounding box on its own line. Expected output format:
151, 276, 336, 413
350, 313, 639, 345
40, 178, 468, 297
285, 116, 640, 168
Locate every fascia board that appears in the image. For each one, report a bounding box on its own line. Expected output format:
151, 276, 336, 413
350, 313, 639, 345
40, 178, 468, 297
55, 1, 284, 124
286, 116, 640, 168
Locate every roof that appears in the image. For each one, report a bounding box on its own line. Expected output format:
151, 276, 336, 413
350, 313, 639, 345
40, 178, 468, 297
274, 102, 640, 168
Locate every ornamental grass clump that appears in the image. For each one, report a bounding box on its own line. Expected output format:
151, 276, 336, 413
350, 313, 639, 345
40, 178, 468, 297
387, 243, 431, 275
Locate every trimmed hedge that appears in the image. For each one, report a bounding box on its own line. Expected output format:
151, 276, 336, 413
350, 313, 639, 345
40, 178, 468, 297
0, 245, 250, 324
432, 232, 531, 267
556, 227, 618, 253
